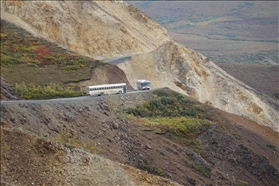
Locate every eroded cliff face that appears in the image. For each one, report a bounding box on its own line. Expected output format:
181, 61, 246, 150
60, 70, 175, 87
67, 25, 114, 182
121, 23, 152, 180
1, 0, 278, 131
118, 41, 279, 132
1, 0, 170, 59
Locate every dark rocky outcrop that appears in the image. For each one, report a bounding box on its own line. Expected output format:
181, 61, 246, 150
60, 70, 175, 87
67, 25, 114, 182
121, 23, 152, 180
1, 77, 20, 101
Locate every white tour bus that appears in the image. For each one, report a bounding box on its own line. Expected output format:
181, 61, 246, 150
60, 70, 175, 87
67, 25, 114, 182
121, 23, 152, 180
86, 83, 127, 96
136, 79, 150, 90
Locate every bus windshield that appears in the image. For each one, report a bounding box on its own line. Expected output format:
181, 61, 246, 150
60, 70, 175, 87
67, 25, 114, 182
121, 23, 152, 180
142, 82, 150, 86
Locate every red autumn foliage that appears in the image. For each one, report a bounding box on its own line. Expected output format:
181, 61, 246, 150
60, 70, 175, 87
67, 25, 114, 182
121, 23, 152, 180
33, 45, 54, 66
34, 45, 52, 60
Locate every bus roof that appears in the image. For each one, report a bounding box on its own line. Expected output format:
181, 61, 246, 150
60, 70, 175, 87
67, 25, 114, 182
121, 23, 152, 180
136, 79, 149, 83
86, 83, 126, 88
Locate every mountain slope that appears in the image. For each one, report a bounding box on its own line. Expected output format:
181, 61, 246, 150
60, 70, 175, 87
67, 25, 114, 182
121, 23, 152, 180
0, 18, 134, 96
1, 0, 278, 132
1, 1, 279, 185
117, 41, 279, 132
1, 127, 181, 186
1, 0, 170, 59
1, 88, 278, 185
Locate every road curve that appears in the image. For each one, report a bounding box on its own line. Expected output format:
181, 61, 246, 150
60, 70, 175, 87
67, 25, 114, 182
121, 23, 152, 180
102, 55, 132, 65
0, 89, 155, 105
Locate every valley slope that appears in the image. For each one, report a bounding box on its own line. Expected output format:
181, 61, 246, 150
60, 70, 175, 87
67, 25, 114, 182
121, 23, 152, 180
1, 1, 279, 185
128, 1, 278, 66
1, 0, 278, 132
1, 88, 279, 186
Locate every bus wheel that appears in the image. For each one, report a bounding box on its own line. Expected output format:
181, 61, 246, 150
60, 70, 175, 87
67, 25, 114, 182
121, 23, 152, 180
118, 90, 123, 94
99, 92, 104, 96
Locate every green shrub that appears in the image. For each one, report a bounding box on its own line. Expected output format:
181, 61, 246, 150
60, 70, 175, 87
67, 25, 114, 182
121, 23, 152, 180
13, 82, 85, 99
183, 138, 205, 153
82, 142, 101, 154
122, 88, 216, 153
124, 89, 219, 121
153, 88, 184, 100
53, 130, 101, 154
267, 144, 276, 150
26, 63, 39, 67
138, 157, 163, 176
105, 94, 119, 112
21, 47, 31, 53
181, 107, 197, 117
63, 65, 80, 71
119, 113, 137, 120
192, 161, 211, 178
125, 96, 182, 117
53, 129, 78, 146
134, 117, 211, 141
0, 54, 20, 65
1, 46, 10, 55
42, 56, 57, 61
19, 56, 40, 65
239, 181, 249, 186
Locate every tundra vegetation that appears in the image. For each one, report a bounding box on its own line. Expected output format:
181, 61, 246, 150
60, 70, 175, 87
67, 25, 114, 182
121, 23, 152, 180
13, 82, 85, 99
129, 1, 279, 66
121, 89, 221, 166
1, 20, 104, 99
1, 1, 279, 185
119, 88, 235, 177
138, 156, 163, 176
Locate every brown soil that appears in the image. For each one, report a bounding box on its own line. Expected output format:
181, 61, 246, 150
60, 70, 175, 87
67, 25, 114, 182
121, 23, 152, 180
1, 88, 278, 186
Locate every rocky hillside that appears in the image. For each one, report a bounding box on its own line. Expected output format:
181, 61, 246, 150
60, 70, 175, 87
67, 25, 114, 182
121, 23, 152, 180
117, 41, 279, 132
1, 127, 180, 186
1, 88, 279, 186
1, 1, 278, 133
1, 0, 170, 59
0, 77, 20, 101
